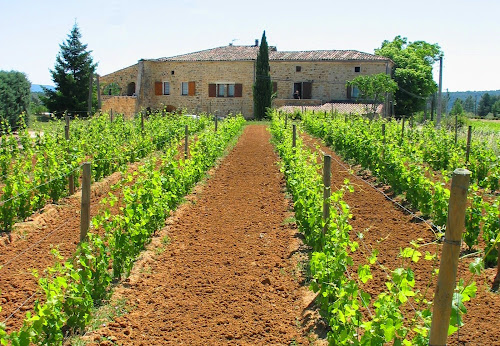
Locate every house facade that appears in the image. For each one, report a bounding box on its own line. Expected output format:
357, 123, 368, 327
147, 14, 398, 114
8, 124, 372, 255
100, 43, 393, 118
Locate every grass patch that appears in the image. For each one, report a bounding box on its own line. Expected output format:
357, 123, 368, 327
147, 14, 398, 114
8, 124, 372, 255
282, 215, 296, 225
468, 119, 500, 132
66, 298, 131, 345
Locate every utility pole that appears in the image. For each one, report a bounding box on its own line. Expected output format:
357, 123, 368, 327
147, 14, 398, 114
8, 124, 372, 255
436, 56, 443, 126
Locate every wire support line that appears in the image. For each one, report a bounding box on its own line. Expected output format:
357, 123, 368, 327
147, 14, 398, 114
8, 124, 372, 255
0, 216, 75, 272
345, 266, 374, 319
91, 136, 175, 165
2, 290, 41, 324
0, 165, 82, 207
322, 146, 440, 237
357, 234, 431, 327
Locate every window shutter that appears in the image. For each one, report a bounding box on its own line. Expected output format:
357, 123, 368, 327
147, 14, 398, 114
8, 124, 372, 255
272, 82, 277, 94
346, 85, 352, 99
234, 84, 243, 97
208, 83, 216, 97
155, 82, 162, 96
303, 82, 312, 99
188, 81, 196, 96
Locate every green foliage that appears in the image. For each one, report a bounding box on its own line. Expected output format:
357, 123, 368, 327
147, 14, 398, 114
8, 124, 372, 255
301, 111, 499, 272
1, 115, 245, 344
102, 82, 121, 96
253, 31, 272, 120
42, 23, 97, 116
269, 112, 439, 345
346, 73, 398, 114
464, 95, 475, 113
450, 98, 464, 116
0, 111, 209, 232
375, 36, 442, 116
0, 70, 31, 128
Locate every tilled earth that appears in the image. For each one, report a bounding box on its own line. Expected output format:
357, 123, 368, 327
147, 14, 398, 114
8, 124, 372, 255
301, 131, 500, 346
1, 123, 498, 345
86, 125, 314, 345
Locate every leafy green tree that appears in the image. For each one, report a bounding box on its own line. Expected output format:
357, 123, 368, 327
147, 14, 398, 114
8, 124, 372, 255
30, 93, 49, 115
346, 73, 398, 114
0, 70, 31, 128
253, 31, 272, 120
464, 95, 475, 113
43, 23, 97, 117
450, 98, 464, 115
478, 93, 493, 117
375, 36, 442, 117
491, 99, 500, 117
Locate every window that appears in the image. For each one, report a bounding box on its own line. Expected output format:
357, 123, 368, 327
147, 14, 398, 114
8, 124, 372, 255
209, 83, 242, 97
217, 84, 225, 97
171, 70, 175, 75
296, 66, 301, 72
181, 82, 188, 96
346, 85, 360, 99
163, 82, 170, 95
293, 81, 312, 99
352, 86, 360, 98
228, 84, 235, 97
354, 66, 361, 73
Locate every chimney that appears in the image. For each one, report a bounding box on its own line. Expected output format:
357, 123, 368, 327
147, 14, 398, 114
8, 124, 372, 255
255, 39, 259, 47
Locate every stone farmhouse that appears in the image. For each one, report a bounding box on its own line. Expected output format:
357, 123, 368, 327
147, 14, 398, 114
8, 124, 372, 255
100, 40, 393, 118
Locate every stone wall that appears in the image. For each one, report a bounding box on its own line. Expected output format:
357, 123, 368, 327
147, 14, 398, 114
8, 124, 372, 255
138, 60, 255, 118
101, 96, 137, 119
101, 57, 390, 119
100, 64, 138, 96
269, 60, 389, 102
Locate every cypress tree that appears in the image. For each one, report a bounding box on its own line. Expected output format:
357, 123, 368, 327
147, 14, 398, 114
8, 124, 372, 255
42, 23, 97, 117
253, 31, 272, 120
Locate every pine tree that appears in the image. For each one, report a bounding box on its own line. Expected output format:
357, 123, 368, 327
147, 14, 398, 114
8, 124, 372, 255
43, 23, 97, 117
253, 31, 272, 120
463, 95, 475, 113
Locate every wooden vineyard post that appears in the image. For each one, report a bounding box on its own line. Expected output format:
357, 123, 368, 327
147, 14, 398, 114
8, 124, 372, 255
64, 115, 75, 195
429, 168, 471, 345
493, 242, 500, 291
184, 125, 189, 159
110, 109, 114, 123
96, 74, 101, 109
141, 112, 145, 134
87, 72, 93, 117
80, 162, 91, 243
292, 124, 296, 148
381, 123, 386, 159
401, 114, 405, 142
215, 115, 218, 132
322, 154, 331, 243
285, 113, 288, 128
454, 115, 458, 145
466, 126, 472, 163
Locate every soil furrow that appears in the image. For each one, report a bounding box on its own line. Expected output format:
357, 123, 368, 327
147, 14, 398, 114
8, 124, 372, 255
86, 125, 316, 345
300, 131, 500, 345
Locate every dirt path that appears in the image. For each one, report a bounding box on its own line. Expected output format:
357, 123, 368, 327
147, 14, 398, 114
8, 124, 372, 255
86, 125, 314, 345
301, 131, 500, 345
0, 162, 140, 331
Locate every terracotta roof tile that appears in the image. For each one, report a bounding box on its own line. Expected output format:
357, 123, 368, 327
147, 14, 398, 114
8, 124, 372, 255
152, 45, 388, 62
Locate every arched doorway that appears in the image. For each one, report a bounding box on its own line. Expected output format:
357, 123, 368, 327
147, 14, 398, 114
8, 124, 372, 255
127, 82, 136, 96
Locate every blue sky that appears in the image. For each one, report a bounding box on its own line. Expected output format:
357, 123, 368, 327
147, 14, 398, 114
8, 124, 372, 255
0, 0, 499, 92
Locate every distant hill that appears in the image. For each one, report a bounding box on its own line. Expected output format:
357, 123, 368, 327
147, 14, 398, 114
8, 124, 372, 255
446, 90, 500, 112
31, 84, 55, 93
